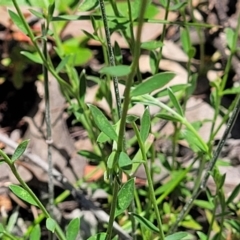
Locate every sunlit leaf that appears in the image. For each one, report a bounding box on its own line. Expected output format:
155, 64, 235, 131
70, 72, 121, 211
131, 72, 175, 96
8, 10, 28, 34
165, 232, 188, 240
130, 212, 159, 233
88, 104, 118, 141
21, 51, 43, 64
99, 65, 131, 77
9, 185, 38, 206
66, 218, 80, 240
115, 178, 135, 217
46, 218, 56, 233
30, 224, 41, 240
11, 140, 29, 162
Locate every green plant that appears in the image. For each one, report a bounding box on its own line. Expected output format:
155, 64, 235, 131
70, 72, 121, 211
1, 0, 240, 239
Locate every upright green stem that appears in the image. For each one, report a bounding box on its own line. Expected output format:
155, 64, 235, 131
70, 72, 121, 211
132, 123, 165, 239
99, 0, 122, 119
169, 92, 240, 233
0, 150, 66, 240
105, 1, 149, 239
156, 0, 171, 73
42, 24, 54, 221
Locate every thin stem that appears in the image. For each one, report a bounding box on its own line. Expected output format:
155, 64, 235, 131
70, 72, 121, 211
169, 92, 240, 233
105, 1, 149, 239
106, 178, 119, 240
132, 123, 165, 239
99, 0, 122, 119
42, 24, 54, 220
10, 163, 66, 240
156, 0, 171, 73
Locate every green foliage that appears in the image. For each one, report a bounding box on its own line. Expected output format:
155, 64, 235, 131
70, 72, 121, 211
9, 184, 38, 206
3, 0, 240, 239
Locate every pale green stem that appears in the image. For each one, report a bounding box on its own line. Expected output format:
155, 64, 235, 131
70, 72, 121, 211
132, 123, 165, 239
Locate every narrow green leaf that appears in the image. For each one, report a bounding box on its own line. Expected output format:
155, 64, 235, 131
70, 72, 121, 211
114, 41, 123, 64
46, 218, 56, 233
78, 150, 101, 162
87, 233, 107, 240
126, 114, 139, 123
131, 72, 175, 97
56, 55, 70, 73
119, 152, 132, 170
9, 185, 38, 206
165, 232, 188, 240
149, 50, 158, 75
107, 151, 116, 170
88, 104, 118, 141
181, 28, 191, 54
66, 218, 80, 240
11, 139, 29, 162
141, 41, 163, 50
130, 212, 159, 233
156, 113, 182, 122
180, 128, 207, 153
155, 84, 190, 98
197, 231, 208, 240
99, 65, 131, 77
225, 28, 235, 50
8, 10, 27, 34
222, 86, 240, 95
167, 88, 184, 116
115, 178, 135, 217
226, 183, 240, 205
6, 211, 18, 232
21, 51, 43, 64
82, 30, 101, 41
30, 224, 41, 240
140, 107, 151, 142
79, 69, 87, 102
29, 9, 44, 19
79, 0, 99, 11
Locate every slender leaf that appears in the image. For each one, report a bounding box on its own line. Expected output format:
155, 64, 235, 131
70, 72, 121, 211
167, 88, 184, 116
66, 218, 80, 240
56, 55, 70, 73
225, 28, 235, 50
11, 139, 29, 162
46, 218, 56, 233
165, 232, 188, 240
78, 150, 101, 162
99, 65, 131, 77
130, 212, 159, 233
79, 0, 99, 11
6, 211, 18, 232
149, 50, 158, 74
156, 113, 182, 122
30, 224, 41, 240
141, 41, 163, 50
197, 231, 208, 240
119, 152, 132, 170
131, 72, 175, 96
9, 185, 38, 206
140, 107, 151, 142
115, 179, 135, 217
88, 104, 118, 141
226, 183, 240, 205
8, 10, 28, 34
29, 9, 44, 19
21, 51, 43, 64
